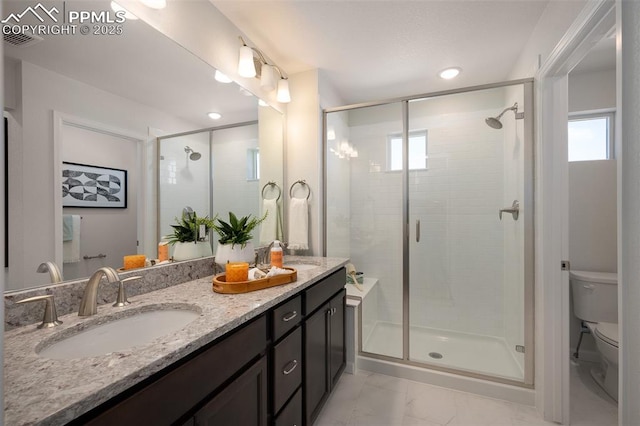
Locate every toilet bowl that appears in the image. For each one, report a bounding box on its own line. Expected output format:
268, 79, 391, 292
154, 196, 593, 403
584, 321, 619, 401
570, 270, 618, 401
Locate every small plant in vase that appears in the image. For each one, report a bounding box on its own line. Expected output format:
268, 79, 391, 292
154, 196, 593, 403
212, 212, 266, 266
165, 210, 215, 261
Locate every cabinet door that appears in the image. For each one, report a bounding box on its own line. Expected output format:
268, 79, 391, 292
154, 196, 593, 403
193, 356, 268, 426
304, 301, 330, 425
329, 289, 346, 387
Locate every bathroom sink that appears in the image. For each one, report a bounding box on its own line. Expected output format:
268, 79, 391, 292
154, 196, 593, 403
37, 306, 201, 359
284, 261, 321, 271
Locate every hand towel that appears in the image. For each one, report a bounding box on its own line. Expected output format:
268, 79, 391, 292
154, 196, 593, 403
62, 215, 74, 242
63, 215, 81, 263
288, 197, 309, 250
259, 198, 282, 244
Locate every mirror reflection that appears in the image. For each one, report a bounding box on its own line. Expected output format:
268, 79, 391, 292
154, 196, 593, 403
3, 0, 284, 290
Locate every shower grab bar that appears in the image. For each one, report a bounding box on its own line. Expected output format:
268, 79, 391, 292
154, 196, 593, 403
416, 219, 421, 243
499, 200, 520, 221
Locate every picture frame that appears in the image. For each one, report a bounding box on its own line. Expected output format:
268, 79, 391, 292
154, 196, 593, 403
62, 162, 127, 208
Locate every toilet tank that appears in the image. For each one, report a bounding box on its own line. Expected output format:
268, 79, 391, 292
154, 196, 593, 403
570, 270, 618, 323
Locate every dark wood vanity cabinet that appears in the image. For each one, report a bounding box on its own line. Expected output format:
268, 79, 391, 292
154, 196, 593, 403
74, 267, 346, 426
304, 269, 347, 425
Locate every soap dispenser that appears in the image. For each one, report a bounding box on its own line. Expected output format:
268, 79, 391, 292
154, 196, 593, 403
271, 240, 283, 268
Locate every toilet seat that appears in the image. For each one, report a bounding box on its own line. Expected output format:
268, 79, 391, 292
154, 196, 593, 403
594, 322, 619, 348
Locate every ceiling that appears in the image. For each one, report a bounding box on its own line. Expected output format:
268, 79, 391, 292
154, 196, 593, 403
4, 0, 258, 128
212, 0, 553, 105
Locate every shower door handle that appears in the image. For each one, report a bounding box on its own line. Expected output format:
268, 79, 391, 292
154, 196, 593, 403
416, 219, 421, 243
499, 200, 520, 220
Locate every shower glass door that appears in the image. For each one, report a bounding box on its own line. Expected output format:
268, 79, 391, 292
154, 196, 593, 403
407, 84, 531, 382
325, 102, 404, 359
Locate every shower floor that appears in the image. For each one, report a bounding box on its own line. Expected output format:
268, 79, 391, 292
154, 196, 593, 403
362, 321, 524, 381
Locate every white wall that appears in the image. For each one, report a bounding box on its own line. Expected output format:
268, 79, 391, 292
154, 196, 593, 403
569, 69, 616, 112
5, 60, 200, 290
286, 70, 322, 254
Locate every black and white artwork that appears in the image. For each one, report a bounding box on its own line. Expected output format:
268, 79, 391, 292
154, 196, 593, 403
62, 162, 127, 208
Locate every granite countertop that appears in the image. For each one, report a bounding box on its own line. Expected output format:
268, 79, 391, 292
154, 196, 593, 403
4, 256, 349, 425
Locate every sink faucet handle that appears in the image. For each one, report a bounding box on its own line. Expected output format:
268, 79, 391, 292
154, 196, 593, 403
113, 276, 142, 307
16, 295, 63, 328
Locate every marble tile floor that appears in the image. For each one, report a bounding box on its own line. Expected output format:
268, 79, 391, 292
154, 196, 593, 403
315, 363, 618, 426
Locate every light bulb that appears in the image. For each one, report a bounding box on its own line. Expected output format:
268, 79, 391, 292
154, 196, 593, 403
238, 45, 256, 78
439, 67, 461, 80
277, 79, 291, 103
260, 64, 276, 91
207, 112, 222, 120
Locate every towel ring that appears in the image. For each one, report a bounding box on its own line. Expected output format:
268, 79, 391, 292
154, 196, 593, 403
289, 180, 311, 200
261, 181, 281, 201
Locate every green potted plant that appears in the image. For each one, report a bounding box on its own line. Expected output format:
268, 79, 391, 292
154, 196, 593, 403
165, 210, 215, 261
211, 212, 266, 266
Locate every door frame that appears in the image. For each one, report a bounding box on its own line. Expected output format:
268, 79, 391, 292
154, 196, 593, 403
534, 0, 615, 423
52, 111, 147, 267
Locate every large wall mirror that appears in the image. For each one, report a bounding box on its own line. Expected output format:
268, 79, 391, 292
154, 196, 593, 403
3, 0, 284, 290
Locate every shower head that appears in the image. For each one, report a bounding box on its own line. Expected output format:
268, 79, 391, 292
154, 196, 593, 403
485, 117, 503, 129
184, 146, 202, 161
485, 102, 520, 130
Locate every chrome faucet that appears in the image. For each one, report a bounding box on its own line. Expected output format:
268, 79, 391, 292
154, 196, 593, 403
78, 267, 121, 316
36, 261, 63, 283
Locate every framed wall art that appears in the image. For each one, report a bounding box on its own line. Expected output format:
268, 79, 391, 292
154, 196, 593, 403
62, 162, 127, 208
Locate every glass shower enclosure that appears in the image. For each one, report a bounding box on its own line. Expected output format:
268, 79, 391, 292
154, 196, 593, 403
324, 81, 533, 385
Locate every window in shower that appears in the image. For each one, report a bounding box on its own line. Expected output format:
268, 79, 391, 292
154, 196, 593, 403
387, 130, 428, 171
568, 112, 614, 161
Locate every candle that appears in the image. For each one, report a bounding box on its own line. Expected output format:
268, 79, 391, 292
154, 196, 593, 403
226, 262, 249, 282
158, 242, 169, 261
123, 254, 146, 270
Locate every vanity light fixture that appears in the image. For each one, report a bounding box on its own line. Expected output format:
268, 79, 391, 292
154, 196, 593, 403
237, 36, 291, 103
140, 0, 167, 9
214, 70, 232, 83
439, 67, 462, 80
110, 2, 138, 20
207, 112, 222, 120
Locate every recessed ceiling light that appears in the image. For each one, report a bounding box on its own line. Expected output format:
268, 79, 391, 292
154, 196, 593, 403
141, 0, 167, 9
439, 67, 461, 80
110, 2, 138, 19
214, 70, 232, 83
208, 112, 222, 120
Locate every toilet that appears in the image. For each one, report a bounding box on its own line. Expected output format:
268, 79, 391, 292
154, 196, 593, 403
570, 270, 619, 401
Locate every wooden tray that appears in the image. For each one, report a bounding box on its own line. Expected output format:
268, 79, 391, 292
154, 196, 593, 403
212, 267, 297, 294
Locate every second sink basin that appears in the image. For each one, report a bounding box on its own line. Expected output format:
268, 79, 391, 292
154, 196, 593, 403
37, 306, 201, 360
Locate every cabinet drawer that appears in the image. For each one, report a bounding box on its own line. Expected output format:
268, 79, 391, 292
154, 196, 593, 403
275, 387, 302, 426
273, 326, 302, 413
272, 295, 301, 342
84, 315, 268, 425
304, 268, 345, 315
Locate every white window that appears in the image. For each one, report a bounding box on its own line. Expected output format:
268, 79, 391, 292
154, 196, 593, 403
568, 112, 614, 162
246, 148, 260, 181
387, 130, 428, 171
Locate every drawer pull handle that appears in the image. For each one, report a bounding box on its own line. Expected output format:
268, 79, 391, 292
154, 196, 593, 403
282, 311, 298, 322
283, 359, 298, 375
